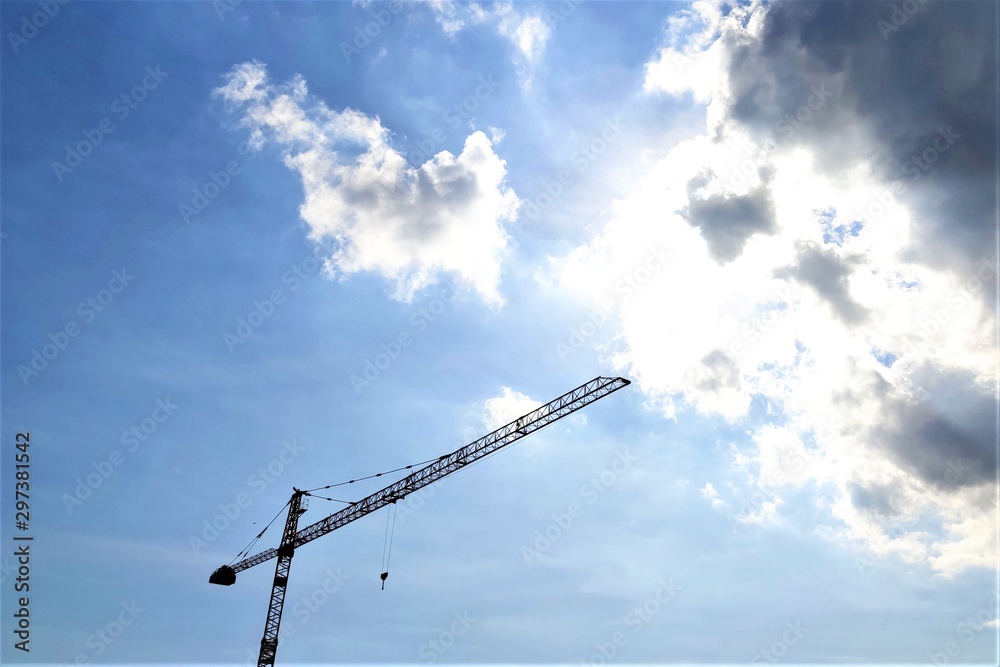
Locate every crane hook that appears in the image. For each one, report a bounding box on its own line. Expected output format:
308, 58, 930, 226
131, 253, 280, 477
380, 501, 397, 590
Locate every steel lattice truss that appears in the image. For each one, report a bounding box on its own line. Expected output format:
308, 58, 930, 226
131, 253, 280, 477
228, 376, 630, 574
257, 491, 306, 667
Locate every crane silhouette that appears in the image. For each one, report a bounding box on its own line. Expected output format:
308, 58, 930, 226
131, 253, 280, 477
209, 376, 631, 666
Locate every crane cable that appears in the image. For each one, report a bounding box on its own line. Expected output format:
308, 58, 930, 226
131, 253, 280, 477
304, 454, 448, 494
304, 419, 549, 496
380, 502, 397, 590
303, 492, 353, 504
229, 498, 291, 565
229, 457, 430, 564
234, 419, 547, 565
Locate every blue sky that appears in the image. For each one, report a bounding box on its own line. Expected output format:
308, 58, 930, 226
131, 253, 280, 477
1, 0, 998, 665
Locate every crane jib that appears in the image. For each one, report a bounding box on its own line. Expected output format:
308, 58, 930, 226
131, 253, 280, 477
212, 376, 629, 580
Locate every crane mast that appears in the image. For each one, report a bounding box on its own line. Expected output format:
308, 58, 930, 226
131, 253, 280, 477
258, 489, 307, 666
209, 376, 630, 666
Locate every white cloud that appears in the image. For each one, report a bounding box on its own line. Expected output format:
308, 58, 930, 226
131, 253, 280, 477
736, 496, 783, 527
425, 0, 468, 35
498, 12, 550, 64
644, 0, 743, 116
482, 386, 541, 431
215, 60, 519, 305
644, 0, 728, 104
700, 482, 727, 508
927, 506, 999, 577
556, 1, 998, 577
429, 2, 551, 87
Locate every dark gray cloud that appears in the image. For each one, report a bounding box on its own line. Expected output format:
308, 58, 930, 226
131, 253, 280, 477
848, 481, 903, 517
874, 365, 997, 489
722, 0, 997, 301
683, 176, 776, 262
777, 243, 869, 324
695, 350, 742, 393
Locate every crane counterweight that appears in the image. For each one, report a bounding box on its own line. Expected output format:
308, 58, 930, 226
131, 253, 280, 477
208, 565, 236, 586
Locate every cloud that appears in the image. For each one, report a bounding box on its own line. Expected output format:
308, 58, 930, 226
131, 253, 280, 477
644, 0, 726, 103
557, 0, 998, 577
715, 0, 998, 292
482, 386, 541, 431
428, 2, 551, 87
874, 366, 997, 490
701, 482, 728, 508
847, 481, 903, 518
776, 242, 868, 324
498, 12, 550, 64
736, 495, 783, 527
215, 60, 519, 305
684, 174, 777, 262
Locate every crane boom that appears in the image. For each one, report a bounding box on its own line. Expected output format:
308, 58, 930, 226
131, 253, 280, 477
209, 376, 630, 667
216, 376, 629, 576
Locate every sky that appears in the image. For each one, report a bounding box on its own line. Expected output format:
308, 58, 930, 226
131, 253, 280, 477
1, 0, 998, 665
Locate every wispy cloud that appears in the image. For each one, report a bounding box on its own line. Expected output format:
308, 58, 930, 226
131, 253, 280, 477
429, 1, 552, 88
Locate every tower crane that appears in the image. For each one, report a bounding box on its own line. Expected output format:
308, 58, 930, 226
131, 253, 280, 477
209, 376, 630, 667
